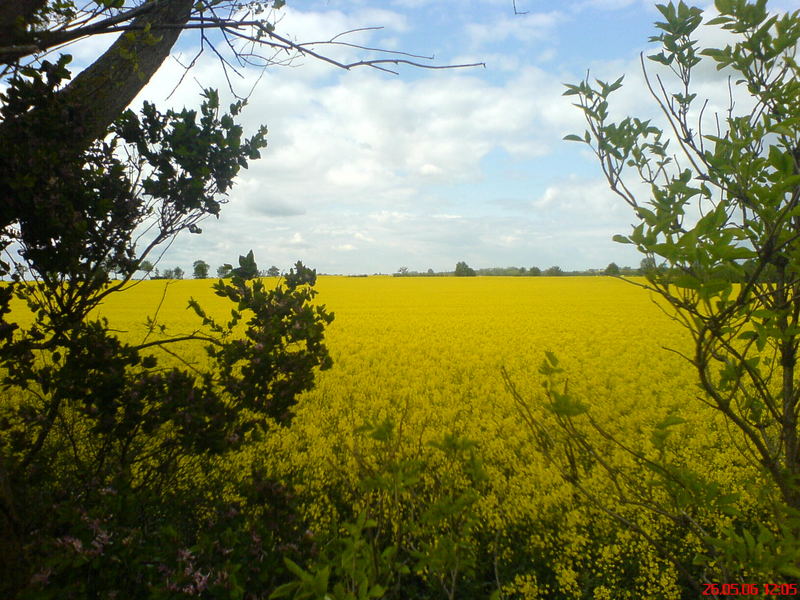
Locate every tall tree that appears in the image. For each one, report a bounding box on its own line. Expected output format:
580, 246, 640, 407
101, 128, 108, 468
232, 249, 259, 280
217, 263, 233, 278
454, 261, 476, 277
138, 259, 154, 278
555, 0, 800, 583
193, 259, 210, 279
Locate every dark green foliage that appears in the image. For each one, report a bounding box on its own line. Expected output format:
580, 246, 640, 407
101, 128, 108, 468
604, 262, 620, 275
193, 261, 334, 423
114, 88, 266, 224
391, 265, 638, 277
232, 249, 259, 280
454, 261, 476, 277
152, 266, 183, 279
1, 54, 139, 280
271, 513, 402, 600
138, 259, 154, 276
0, 47, 332, 599
275, 421, 495, 600
474, 266, 526, 276
0, 53, 266, 293
2, 263, 332, 598
193, 259, 210, 278
544, 265, 563, 276
391, 268, 444, 277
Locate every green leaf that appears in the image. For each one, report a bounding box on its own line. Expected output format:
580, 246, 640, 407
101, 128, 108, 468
563, 134, 584, 142
313, 566, 330, 594
608, 75, 624, 92
779, 565, 800, 578
635, 206, 657, 224
651, 414, 686, 450
715, 245, 754, 260
544, 350, 559, 368
657, 415, 687, 429
699, 279, 731, 298
269, 582, 297, 599
282, 557, 311, 581
671, 274, 700, 290
648, 52, 674, 65
538, 350, 563, 376
548, 390, 587, 417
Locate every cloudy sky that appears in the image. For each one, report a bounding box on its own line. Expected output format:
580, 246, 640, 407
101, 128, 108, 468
70, 0, 796, 274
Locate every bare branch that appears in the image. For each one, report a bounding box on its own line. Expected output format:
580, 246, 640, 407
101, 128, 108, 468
135, 333, 223, 352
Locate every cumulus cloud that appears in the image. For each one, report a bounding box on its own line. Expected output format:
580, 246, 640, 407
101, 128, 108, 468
146, 50, 635, 272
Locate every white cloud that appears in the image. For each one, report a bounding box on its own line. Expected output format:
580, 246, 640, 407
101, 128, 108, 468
465, 11, 564, 48
289, 232, 308, 246
532, 177, 631, 223
141, 42, 634, 272
574, 0, 647, 10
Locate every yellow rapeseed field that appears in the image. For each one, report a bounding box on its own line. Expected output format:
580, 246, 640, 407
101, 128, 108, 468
80, 274, 758, 598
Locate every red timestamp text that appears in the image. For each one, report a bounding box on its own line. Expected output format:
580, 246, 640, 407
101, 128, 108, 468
702, 583, 799, 596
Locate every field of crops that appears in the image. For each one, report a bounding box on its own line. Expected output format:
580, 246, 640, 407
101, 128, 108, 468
77, 274, 760, 598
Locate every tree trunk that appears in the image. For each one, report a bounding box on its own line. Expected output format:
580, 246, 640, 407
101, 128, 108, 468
0, 0, 195, 230
58, 0, 195, 150
0, 0, 47, 47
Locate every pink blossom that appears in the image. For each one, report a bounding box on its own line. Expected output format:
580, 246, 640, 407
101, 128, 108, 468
30, 568, 52, 586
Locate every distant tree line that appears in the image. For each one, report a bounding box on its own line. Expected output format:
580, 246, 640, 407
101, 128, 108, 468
137, 252, 283, 280
393, 261, 649, 277
140, 256, 771, 281
137, 260, 185, 280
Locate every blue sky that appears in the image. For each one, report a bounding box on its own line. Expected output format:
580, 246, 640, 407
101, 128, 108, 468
68, 0, 796, 274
